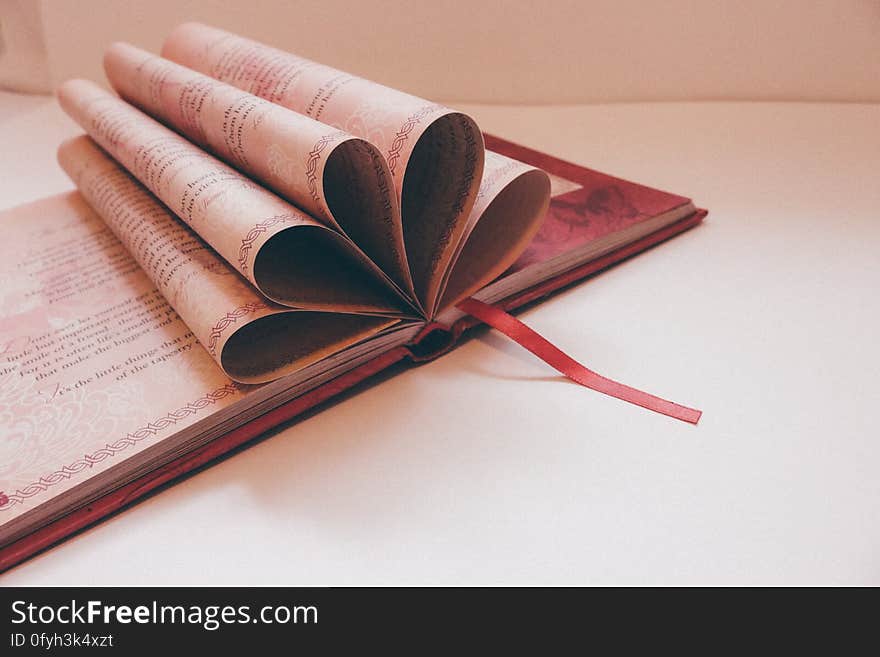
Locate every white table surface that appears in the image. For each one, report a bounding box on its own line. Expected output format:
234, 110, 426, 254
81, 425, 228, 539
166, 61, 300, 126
2, 92, 878, 585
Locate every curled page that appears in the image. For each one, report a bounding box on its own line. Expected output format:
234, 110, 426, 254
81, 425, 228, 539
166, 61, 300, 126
103, 43, 413, 298
57, 79, 405, 315
58, 136, 396, 384
162, 22, 485, 314
439, 151, 550, 310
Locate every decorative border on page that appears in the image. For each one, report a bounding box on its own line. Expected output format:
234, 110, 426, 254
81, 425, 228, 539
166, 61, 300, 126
305, 132, 339, 213
433, 123, 480, 268
237, 214, 296, 273
386, 104, 439, 175
205, 302, 270, 355
0, 384, 239, 511
452, 123, 479, 217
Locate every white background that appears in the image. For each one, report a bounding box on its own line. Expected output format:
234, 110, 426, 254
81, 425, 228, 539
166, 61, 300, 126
1, 0, 879, 102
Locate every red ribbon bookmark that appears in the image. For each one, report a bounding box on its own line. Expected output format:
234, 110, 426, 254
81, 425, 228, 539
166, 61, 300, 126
456, 298, 702, 424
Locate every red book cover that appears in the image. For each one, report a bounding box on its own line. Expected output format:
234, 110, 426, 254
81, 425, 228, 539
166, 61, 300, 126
0, 136, 704, 572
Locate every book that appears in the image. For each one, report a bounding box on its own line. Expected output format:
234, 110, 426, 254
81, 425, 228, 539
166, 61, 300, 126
0, 23, 705, 571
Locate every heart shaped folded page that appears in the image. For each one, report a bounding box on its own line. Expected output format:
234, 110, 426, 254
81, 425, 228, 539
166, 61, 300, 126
56, 79, 410, 317
103, 43, 415, 303
162, 22, 488, 316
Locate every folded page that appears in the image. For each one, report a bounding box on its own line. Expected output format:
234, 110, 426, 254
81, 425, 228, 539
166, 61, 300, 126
59, 136, 397, 384
438, 151, 550, 310
103, 43, 414, 298
163, 22, 484, 314
57, 79, 406, 315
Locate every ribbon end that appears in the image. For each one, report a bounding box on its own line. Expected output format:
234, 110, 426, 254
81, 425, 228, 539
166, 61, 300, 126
681, 407, 702, 425
457, 297, 703, 425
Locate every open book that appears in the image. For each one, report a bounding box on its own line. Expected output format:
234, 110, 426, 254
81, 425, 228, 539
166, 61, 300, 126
0, 24, 705, 570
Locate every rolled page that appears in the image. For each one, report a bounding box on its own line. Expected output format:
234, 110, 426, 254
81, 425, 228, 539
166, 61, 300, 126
103, 43, 414, 297
56, 78, 405, 315
58, 136, 396, 384
162, 22, 485, 314
438, 151, 550, 310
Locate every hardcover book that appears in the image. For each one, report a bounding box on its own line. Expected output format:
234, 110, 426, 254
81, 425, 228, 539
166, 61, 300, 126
0, 23, 705, 571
